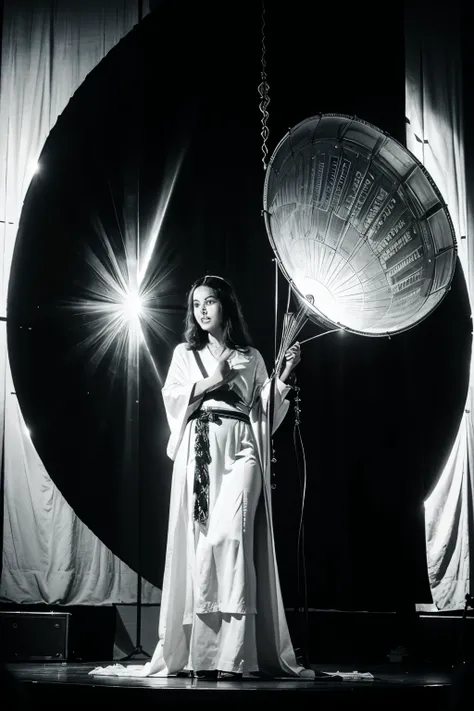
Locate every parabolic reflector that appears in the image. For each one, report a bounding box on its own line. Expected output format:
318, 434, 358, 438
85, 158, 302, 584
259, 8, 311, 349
263, 114, 457, 336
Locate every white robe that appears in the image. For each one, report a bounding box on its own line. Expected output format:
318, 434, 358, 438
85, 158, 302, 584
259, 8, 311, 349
91, 344, 313, 678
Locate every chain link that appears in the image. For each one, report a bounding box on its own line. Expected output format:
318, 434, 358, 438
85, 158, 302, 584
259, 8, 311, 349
293, 380, 301, 426
258, 1, 270, 170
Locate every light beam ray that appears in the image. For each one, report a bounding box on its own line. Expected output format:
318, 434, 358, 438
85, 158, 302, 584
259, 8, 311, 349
63, 141, 190, 389
138, 150, 185, 287
65, 224, 182, 383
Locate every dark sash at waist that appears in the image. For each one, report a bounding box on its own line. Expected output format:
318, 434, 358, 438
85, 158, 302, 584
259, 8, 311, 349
188, 408, 250, 426
189, 407, 251, 525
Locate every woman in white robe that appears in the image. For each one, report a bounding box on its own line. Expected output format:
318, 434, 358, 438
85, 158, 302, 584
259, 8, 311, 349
91, 275, 313, 680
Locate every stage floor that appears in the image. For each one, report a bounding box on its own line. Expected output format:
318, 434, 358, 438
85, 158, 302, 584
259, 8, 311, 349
5, 660, 455, 710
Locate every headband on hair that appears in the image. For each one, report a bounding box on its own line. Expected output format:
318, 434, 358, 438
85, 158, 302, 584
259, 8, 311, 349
191, 275, 230, 291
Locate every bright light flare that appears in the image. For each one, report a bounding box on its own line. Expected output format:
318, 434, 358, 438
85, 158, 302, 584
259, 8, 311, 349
71, 273, 153, 375
121, 291, 143, 322
65, 152, 186, 386
66, 223, 180, 386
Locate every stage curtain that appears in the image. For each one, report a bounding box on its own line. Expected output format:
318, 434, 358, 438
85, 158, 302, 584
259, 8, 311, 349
405, 1, 473, 609
0, 0, 161, 605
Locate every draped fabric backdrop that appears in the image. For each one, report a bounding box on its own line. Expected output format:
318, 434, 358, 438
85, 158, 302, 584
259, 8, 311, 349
405, 0, 473, 610
0, 0, 160, 605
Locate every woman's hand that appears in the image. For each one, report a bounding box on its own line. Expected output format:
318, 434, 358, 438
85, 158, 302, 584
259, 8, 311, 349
280, 342, 301, 383
191, 349, 236, 402
211, 349, 236, 388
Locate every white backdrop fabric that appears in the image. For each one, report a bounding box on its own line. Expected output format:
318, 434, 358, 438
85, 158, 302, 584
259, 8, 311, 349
0, 0, 161, 605
405, 0, 473, 610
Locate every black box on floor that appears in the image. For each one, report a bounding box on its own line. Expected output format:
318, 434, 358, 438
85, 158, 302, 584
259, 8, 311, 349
0, 604, 116, 661
0, 611, 70, 662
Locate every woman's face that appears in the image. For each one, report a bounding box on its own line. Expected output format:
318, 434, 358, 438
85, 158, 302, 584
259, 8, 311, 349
192, 285, 223, 336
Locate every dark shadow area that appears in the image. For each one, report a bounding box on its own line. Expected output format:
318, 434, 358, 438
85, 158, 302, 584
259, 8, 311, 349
0, 661, 32, 710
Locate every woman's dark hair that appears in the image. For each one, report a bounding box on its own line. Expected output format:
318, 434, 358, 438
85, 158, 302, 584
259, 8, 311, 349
184, 275, 252, 352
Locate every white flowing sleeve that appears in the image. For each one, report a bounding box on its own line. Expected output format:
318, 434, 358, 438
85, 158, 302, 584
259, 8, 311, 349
161, 344, 202, 460
253, 350, 291, 434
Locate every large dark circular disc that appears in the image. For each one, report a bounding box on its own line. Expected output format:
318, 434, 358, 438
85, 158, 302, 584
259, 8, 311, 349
7, 3, 265, 587
6, 1, 471, 607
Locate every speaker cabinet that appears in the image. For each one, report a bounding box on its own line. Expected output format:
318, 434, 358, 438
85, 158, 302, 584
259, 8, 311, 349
0, 611, 70, 662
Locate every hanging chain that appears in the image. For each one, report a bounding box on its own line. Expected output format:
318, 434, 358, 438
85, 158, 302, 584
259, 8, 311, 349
271, 375, 301, 492
293, 378, 301, 426
271, 438, 277, 489
262, 0, 273, 485
258, 0, 270, 170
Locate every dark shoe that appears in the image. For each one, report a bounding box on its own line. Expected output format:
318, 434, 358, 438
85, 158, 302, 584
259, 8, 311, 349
218, 670, 243, 680
194, 670, 218, 679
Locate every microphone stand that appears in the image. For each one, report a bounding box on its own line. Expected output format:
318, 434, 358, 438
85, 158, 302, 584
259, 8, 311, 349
120, 419, 150, 662
120, 334, 150, 661
454, 593, 474, 666
120, 5, 149, 654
